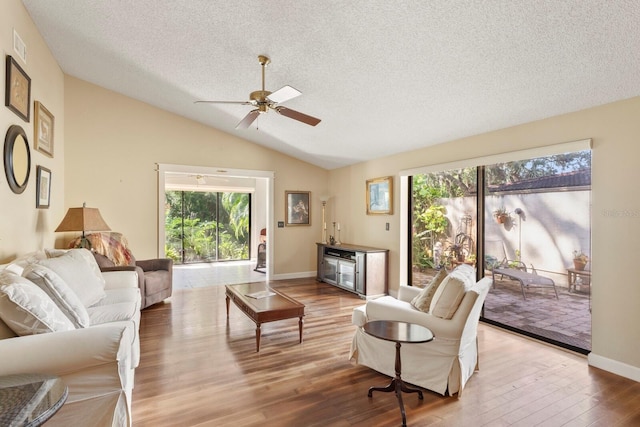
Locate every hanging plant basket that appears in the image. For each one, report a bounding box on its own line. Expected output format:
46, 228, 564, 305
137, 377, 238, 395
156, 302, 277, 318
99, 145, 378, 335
495, 213, 509, 224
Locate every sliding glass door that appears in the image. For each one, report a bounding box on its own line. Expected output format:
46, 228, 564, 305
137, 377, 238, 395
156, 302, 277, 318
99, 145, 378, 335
410, 169, 477, 285
165, 191, 250, 264
409, 150, 592, 353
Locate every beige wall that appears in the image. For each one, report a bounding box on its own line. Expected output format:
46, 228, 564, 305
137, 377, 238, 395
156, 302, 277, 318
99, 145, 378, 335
327, 96, 640, 379
0, 0, 65, 262
63, 76, 328, 275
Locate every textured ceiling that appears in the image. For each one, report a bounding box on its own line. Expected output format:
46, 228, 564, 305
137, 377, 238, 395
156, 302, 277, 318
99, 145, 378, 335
22, 1, 640, 170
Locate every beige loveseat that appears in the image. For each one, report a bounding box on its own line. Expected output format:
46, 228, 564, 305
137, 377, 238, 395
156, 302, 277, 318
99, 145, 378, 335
0, 249, 141, 426
350, 264, 491, 396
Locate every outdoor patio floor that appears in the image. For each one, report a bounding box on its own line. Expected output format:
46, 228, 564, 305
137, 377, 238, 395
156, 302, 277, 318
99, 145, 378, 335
484, 276, 591, 352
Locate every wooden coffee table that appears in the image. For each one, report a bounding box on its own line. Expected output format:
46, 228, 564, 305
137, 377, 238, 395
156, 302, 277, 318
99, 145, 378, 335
225, 283, 305, 352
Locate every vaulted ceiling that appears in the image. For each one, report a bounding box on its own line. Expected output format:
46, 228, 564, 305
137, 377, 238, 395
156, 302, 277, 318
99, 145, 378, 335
22, 1, 640, 169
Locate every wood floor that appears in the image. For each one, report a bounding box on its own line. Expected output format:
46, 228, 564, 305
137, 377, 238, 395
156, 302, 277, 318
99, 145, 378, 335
132, 279, 640, 426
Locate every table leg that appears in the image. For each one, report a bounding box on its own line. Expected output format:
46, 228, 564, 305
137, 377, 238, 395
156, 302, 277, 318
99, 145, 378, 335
225, 295, 230, 319
255, 323, 261, 352
298, 316, 304, 343
368, 341, 422, 427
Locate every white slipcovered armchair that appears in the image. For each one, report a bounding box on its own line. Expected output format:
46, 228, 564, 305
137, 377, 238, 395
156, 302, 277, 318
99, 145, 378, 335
350, 265, 491, 396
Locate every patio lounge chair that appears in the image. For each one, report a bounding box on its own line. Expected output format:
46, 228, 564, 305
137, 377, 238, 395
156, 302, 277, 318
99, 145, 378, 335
491, 267, 558, 300
485, 240, 558, 300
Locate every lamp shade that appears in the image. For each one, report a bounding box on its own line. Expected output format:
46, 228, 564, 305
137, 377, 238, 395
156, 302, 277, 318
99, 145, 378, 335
55, 205, 111, 234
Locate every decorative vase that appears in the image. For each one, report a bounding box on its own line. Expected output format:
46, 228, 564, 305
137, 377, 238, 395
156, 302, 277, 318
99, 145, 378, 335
573, 259, 587, 271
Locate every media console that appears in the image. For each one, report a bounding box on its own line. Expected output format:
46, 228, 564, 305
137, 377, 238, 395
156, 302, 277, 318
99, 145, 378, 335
316, 243, 388, 298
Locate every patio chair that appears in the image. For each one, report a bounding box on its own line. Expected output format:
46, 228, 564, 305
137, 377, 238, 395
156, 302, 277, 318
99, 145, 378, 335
254, 228, 266, 273
485, 240, 557, 299
484, 240, 526, 272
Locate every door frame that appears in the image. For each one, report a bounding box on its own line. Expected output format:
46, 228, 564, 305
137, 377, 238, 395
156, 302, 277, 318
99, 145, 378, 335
157, 163, 275, 280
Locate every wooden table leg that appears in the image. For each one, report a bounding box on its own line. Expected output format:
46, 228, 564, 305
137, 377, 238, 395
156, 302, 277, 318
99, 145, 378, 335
255, 323, 261, 352
225, 295, 230, 319
368, 341, 422, 427
299, 316, 304, 343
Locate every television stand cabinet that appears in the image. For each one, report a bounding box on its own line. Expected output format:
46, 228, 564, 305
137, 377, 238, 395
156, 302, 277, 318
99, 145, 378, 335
316, 243, 388, 298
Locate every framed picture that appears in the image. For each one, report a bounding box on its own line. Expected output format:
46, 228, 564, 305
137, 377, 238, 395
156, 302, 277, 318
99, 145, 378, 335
34, 102, 55, 157
366, 176, 393, 215
5, 55, 31, 122
36, 166, 51, 209
285, 191, 311, 226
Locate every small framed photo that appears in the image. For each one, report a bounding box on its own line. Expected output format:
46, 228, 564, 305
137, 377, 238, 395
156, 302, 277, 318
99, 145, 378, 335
285, 191, 311, 226
366, 176, 393, 215
34, 101, 55, 157
36, 166, 51, 209
5, 55, 31, 122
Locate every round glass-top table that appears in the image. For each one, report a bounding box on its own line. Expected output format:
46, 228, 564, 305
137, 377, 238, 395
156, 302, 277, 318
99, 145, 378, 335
0, 373, 68, 427
363, 320, 434, 427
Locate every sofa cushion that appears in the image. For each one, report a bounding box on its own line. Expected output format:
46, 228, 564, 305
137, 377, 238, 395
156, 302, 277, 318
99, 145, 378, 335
0, 273, 75, 335
429, 266, 475, 319
87, 302, 139, 325
23, 264, 91, 328
97, 287, 141, 307
410, 269, 447, 312
35, 249, 106, 307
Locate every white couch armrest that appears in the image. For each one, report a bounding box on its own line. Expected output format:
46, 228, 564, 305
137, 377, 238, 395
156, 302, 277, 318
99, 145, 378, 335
0, 324, 132, 377
102, 270, 138, 290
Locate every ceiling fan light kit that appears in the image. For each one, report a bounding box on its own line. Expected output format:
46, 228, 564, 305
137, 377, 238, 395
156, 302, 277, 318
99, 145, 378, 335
196, 55, 321, 129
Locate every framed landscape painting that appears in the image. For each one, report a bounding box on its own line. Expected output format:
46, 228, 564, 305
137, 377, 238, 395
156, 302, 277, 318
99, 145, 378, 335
366, 176, 393, 215
34, 101, 55, 157
36, 166, 51, 208
285, 191, 311, 226
5, 55, 31, 121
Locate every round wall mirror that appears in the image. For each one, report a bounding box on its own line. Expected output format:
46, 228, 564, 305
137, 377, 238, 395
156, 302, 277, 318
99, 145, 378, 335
4, 125, 31, 194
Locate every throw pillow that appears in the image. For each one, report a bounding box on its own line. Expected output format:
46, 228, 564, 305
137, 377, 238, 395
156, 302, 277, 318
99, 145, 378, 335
410, 269, 447, 312
35, 249, 106, 307
0, 273, 75, 335
23, 264, 91, 328
429, 268, 474, 319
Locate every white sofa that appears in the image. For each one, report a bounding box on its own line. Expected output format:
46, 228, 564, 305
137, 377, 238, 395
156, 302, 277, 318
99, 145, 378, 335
0, 249, 141, 426
350, 264, 491, 396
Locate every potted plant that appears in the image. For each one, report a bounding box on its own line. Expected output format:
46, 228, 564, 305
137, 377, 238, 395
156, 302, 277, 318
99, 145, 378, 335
573, 250, 589, 271
493, 207, 510, 224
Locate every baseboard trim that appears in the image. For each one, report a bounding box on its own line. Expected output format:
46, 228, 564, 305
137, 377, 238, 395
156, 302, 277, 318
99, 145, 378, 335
588, 352, 640, 382
271, 271, 317, 281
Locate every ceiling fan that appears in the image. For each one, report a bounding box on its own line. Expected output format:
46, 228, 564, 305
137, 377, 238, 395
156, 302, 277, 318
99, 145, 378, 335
195, 55, 321, 129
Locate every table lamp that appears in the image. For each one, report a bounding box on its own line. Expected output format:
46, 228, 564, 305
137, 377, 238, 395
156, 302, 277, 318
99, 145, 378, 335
55, 203, 111, 248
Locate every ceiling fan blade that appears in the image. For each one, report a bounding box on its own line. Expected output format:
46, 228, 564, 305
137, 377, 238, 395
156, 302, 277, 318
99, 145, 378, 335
195, 100, 254, 105
235, 109, 261, 129
275, 106, 321, 126
267, 85, 301, 104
